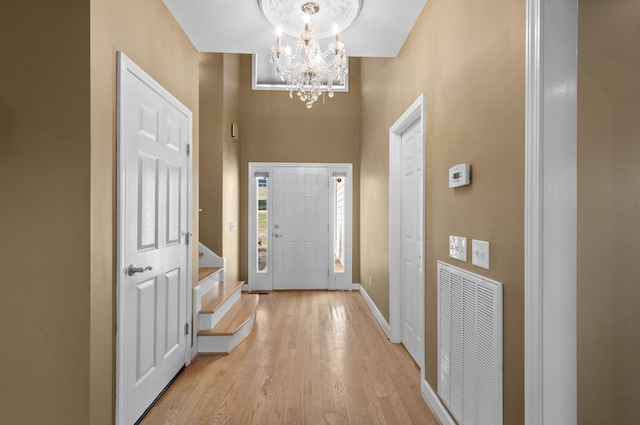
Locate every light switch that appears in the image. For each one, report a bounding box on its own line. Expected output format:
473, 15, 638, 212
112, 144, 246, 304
472, 239, 490, 270
449, 236, 467, 262
230, 221, 237, 231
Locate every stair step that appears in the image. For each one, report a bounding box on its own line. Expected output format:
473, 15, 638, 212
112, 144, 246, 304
198, 267, 223, 284
200, 281, 245, 314
198, 294, 259, 337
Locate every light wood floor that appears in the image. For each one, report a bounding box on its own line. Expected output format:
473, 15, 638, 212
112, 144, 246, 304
141, 291, 439, 425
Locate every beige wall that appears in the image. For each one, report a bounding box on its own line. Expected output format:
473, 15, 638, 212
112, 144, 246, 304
360, 0, 525, 423
577, 1, 640, 423
238, 54, 361, 283
1, 1, 197, 422
90, 0, 199, 423
0, 1, 91, 423
222, 54, 242, 281
199, 53, 241, 280
199, 53, 225, 255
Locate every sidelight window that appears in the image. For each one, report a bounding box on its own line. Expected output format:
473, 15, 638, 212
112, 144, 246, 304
257, 176, 268, 273
334, 176, 346, 273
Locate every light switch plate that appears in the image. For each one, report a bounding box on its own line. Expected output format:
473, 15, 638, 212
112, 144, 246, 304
472, 239, 490, 269
449, 235, 467, 262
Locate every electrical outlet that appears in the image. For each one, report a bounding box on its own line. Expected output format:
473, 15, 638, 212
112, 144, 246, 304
449, 235, 467, 262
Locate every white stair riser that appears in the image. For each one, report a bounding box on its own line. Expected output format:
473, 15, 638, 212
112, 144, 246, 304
197, 313, 256, 354
193, 275, 220, 336
199, 287, 241, 330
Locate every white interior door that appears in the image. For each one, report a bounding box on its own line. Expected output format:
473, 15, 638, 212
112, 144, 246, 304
401, 119, 424, 365
117, 53, 190, 425
272, 166, 329, 290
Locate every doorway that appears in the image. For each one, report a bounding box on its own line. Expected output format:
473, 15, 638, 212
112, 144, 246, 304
272, 166, 329, 290
248, 163, 353, 291
389, 94, 426, 370
116, 53, 193, 425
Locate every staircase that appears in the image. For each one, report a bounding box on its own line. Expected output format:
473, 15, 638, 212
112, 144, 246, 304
194, 243, 258, 355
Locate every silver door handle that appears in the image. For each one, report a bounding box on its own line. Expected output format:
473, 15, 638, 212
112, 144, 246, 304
274, 233, 282, 238
128, 264, 153, 276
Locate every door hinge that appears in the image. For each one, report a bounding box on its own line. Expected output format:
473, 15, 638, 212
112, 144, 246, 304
186, 144, 191, 156
183, 231, 192, 245
184, 323, 189, 335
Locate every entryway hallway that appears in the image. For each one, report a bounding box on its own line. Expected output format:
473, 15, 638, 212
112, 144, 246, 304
140, 291, 438, 424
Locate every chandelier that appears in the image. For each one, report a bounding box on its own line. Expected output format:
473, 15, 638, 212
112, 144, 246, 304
268, 2, 350, 109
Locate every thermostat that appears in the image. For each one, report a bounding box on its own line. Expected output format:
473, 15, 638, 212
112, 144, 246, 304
448, 163, 471, 188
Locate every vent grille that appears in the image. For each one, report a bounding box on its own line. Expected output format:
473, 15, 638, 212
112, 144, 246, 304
437, 261, 502, 425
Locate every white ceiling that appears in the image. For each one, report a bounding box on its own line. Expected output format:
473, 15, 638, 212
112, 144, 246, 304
162, 0, 427, 58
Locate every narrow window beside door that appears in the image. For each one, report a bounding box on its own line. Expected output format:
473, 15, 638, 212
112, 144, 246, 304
334, 176, 345, 273
257, 176, 268, 272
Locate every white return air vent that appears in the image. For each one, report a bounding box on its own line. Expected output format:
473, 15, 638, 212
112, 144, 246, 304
438, 261, 503, 425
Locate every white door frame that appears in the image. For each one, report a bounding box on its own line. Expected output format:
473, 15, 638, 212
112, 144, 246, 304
248, 162, 353, 291
525, 0, 577, 423
115, 52, 193, 425
389, 93, 426, 372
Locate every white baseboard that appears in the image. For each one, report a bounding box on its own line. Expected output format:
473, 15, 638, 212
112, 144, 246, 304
422, 378, 456, 425
357, 285, 391, 339
351, 283, 360, 291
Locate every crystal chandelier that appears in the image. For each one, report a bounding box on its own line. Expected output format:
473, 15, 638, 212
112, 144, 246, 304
270, 2, 348, 109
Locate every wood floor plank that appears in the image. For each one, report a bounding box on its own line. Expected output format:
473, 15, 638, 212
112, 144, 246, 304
140, 291, 439, 425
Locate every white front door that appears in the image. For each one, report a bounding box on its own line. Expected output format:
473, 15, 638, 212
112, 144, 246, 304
272, 166, 329, 290
401, 119, 423, 365
117, 53, 191, 425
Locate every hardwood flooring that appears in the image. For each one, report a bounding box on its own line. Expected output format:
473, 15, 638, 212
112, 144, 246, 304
141, 291, 439, 425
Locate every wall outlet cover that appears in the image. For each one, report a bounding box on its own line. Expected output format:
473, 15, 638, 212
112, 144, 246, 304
449, 235, 467, 262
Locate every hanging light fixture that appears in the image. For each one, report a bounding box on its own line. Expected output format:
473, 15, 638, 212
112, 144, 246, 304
268, 2, 350, 109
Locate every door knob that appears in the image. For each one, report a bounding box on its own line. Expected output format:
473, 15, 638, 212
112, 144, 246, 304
128, 264, 153, 276
274, 233, 282, 238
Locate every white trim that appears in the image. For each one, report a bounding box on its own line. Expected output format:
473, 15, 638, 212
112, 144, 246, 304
351, 283, 361, 291
185, 76, 194, 370
525, 1, 577, 424
358, 285, 391, 339
524, 0, 543, 421
421, 378, 456, 425
389, 93, 426, 369
115, 52, 193, 425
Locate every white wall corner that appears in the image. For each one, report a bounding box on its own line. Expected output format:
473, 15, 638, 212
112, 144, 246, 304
525, 0, 578, 424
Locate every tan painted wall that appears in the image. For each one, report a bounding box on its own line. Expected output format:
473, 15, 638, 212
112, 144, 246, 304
577, 1, 640, 423
90, 0, 199, 423
222, 54, 242, 281
360, 0, 525, 423
199, 53, 241, 280
238, 55, 361, 284
0, 1, 91, 423
199, 53, 224, 255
